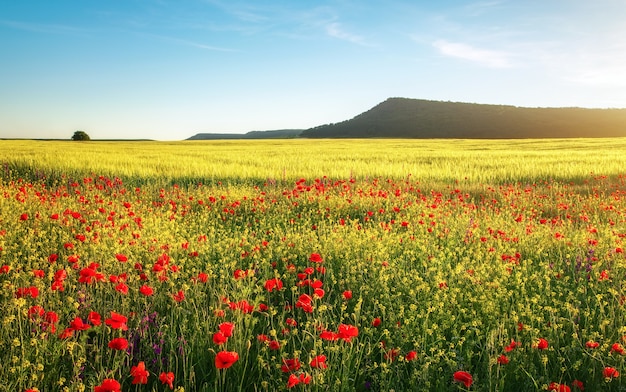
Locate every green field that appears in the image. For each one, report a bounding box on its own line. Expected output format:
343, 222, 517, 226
1, 139, 626, 391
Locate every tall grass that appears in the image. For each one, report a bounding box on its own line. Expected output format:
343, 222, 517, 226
2, 138, 626, 186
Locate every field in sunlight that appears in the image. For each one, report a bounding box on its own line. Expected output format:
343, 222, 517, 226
1, 138, 625, 391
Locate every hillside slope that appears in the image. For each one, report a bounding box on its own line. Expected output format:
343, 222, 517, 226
301, 98, 626, 138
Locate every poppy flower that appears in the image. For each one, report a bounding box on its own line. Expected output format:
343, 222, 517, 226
159, 372, 175, 389
309, 253, 323, 263
287, 373, 300, 388
313, 287, 325, 298
94, 378, 122, 392
296, 294, 314, 313
130, 361, 149, 384
504, 339, 520, 352
108, 337, 129, 350
219, 322, 235, 337
372, 318, 381, 327
213, 331, 228, 345
69, 317, 91, 331
497, 354, 509, 365
115, 282, 128, 294
105, 312, 128, 331
611, 342, 625, 355
115, 254, 128, 262
172, 290, 185, 302
88, 311, 102, 326
603, 367, 619, 379
585, 341, 599, 349
281, 358, 301, 373
405, 351, 418, 361
215, 351, 239, 369
548, 382, 570, 392
264, 278, 283, 292
337, 323, 359, 342
453, 371, 473, 388
343, 290, 353, 300
536, 338, 549, 350
571, 380, 584, 390
140, 285, 154, 296
268, 340, 281, 350
310, 354, 328, 369
320, 330, 338, 341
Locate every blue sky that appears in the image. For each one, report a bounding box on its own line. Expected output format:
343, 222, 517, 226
1, 0, 625, 140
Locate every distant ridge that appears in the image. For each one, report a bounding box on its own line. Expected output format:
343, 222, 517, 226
187, 129, 302, 140
300, 98, 626, 139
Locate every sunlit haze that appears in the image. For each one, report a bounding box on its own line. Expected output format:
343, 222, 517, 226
1, 0, 625, 140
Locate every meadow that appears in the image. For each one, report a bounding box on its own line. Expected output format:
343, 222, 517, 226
1, 138, 626, 391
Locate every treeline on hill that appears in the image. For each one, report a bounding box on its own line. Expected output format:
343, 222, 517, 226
300, 98, 626, 138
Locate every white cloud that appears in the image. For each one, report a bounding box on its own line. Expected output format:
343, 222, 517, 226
432, 39, 513, 68
325, 22, 371, 46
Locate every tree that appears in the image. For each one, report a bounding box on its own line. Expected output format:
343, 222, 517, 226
71, 130, 91, 141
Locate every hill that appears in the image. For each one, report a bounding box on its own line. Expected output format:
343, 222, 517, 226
187, 129, 302, 140
300, 98, 626, 138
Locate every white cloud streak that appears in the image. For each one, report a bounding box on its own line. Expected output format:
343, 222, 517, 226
432, 39, 513, 68
325, 22, 372, 47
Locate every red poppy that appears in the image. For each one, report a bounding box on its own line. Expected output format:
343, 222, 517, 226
497, 354, 509, 365
159, 372, 175, 390
337, 323, 359, 342
320, 330, 338, 341
405, 351, 418, 361
548, 382, 571, 392
536, 338, 549, 350
172, 290, 185, 303
504, 339, 520, 352
571, 380, 584, 390
603, 367, 619, 379
372, 318, 381, 327
88, 311, 101, 326
268, 340, 281, 350
215, 351, 239, 369
94, 378, 122, 392
343, 290, 353, 300
612, 342, 625, 355
296, 294, 314, 313
310, 354, 328, 369
313, 287, 325, 298
281, 358, 301, 373
264, 278, 283, 292
69, 317, 91, 331
130, 361, 149, 384
309, 253, 323, 263
287, 373, 300, 388
213, 331, 228, 345
585, 341, 599, 349
115, 282, 128, 294
105, 312, 128, 330
140, 285, 154, 296
219, 322, 235, 337
115, 254, 128, 262
28, 305, 45, 319
453, 371, 473, 388
108, 337, 129, 350
20, 213, 28, 221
